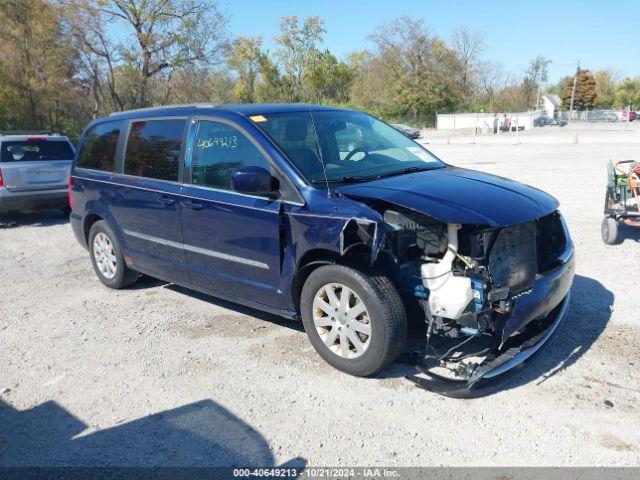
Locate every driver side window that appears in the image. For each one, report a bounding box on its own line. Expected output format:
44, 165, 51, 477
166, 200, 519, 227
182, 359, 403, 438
191, 120, 272, 191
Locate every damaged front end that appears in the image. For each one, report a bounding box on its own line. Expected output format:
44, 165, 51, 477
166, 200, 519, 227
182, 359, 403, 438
374, 206, 575, 397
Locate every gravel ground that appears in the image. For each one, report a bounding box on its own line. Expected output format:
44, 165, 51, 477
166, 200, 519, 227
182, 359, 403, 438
1, 124, 639, 467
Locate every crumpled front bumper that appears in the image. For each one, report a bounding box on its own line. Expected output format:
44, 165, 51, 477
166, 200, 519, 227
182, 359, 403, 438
408, 246, 575, 398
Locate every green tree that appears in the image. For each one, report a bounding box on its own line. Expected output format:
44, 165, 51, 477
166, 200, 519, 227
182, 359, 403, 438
227, 36, 265, 103
255, 55, 292, 103
615, 77, 640, 110
304, 50, 354, 102
350, 17, 463, 125
274, 16, 326, 101
593, 69, 618, 108
548, 76, 572, 96
0, 0, 86, 133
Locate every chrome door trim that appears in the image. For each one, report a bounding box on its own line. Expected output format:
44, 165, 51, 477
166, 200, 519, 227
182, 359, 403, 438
123, 229, 270, 270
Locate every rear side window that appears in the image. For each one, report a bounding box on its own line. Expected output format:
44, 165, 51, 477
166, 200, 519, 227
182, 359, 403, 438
191, 120, 271, 190
124, 119, 185, 181
76, 122, 122, 171
1, 141, 74, 163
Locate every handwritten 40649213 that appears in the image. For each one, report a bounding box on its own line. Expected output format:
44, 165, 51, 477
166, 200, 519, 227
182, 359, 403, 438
198, 136, 238, 149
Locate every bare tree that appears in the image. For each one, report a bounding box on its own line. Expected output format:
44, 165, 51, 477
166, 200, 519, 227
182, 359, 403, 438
524, 55, 552, 109
477, 61, 522, 112
61, 1, 124, 114
451, 26, 485, 102
84, 0, 228, 109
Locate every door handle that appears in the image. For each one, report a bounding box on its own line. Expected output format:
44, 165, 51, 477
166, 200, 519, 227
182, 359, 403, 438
182, 199, 203, 210
155, 195, 175, 206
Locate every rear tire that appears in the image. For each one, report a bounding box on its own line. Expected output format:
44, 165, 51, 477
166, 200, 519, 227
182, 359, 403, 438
88, 220, 139, 289
601, 217, 620, 245
300, 264, 407, 377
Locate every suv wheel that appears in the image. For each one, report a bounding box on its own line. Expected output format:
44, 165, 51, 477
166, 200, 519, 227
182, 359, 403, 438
88, 220, 139, 289
300, 265, 407, 377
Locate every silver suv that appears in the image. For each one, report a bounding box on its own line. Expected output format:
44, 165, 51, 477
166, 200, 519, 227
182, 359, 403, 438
0, 131, 74, 214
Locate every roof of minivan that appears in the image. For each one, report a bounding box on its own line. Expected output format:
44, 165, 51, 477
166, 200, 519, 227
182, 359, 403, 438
106, 103, 344, 121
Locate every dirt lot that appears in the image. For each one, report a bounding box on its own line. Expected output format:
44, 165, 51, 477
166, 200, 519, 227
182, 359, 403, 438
1, 124, 639, 467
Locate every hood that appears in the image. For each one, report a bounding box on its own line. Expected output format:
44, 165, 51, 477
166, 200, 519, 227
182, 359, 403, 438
338, 166, 558, 227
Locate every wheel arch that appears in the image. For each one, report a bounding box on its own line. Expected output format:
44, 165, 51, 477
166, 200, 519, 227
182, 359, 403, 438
291, 245, 374, 315
83, 212, 104, 243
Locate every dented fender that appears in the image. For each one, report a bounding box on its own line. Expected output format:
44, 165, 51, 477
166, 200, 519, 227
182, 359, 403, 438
286, 201, 389, 267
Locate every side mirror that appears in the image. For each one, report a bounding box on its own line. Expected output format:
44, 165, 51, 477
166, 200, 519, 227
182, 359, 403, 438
231, 166, 278, 196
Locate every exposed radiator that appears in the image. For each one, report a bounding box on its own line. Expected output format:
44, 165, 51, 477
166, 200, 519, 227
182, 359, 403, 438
488, 221, 537, 290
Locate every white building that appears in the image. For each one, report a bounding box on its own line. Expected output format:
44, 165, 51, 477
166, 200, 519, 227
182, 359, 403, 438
542, 93, 562, 117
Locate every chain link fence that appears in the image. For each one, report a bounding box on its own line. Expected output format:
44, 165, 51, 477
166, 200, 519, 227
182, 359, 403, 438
435, 109, 638, 137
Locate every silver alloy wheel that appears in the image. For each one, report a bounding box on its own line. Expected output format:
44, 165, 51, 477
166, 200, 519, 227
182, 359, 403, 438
93, 232, 117, 279
313, 283, 371, 359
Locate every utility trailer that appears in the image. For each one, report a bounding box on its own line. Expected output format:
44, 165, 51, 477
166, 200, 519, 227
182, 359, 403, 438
602, 160, 640, 244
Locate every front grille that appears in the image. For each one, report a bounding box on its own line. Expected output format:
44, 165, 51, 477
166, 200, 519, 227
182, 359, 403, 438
489, 221, 537, 290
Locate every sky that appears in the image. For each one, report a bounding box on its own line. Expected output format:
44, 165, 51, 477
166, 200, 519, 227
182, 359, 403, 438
222, 0, 639, 84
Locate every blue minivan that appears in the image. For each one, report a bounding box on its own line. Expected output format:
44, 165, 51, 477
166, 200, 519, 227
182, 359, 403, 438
70, 104, 575, 396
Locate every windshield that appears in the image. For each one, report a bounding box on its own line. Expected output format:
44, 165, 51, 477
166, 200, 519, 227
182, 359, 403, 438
254, 110, 444, 184
1, 140, 74, 162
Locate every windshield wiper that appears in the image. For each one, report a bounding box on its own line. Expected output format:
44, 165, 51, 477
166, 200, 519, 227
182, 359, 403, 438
374, 166, 435, 179
311, 176, 376, 185
311, 166, 438, 185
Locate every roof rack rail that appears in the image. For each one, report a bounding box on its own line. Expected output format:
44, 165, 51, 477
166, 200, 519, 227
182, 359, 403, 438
108, 103, 217, 116
0, 130, 58, 136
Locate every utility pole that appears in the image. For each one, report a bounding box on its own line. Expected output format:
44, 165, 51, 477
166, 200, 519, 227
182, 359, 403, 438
569, 61, 580, 122
536, 66, 543, 111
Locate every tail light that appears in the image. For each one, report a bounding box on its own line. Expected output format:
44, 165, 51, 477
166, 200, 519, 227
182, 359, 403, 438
68, 175, 73, 209
0, 167, 3, 188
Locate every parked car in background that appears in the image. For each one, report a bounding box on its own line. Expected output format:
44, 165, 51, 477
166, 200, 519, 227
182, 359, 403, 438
391, 123, 421, 139
551, 116, 568, 127
0, 131, 74, 214
534, 115, 552, 127
536, 114, 569, 127
629, 111, 636, 121
70, 104, 574, 397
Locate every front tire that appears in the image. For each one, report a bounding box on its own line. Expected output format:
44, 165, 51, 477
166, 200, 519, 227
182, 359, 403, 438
300, 265, 407, 377
88, 220, 139, 289
601, 217, 620, 245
